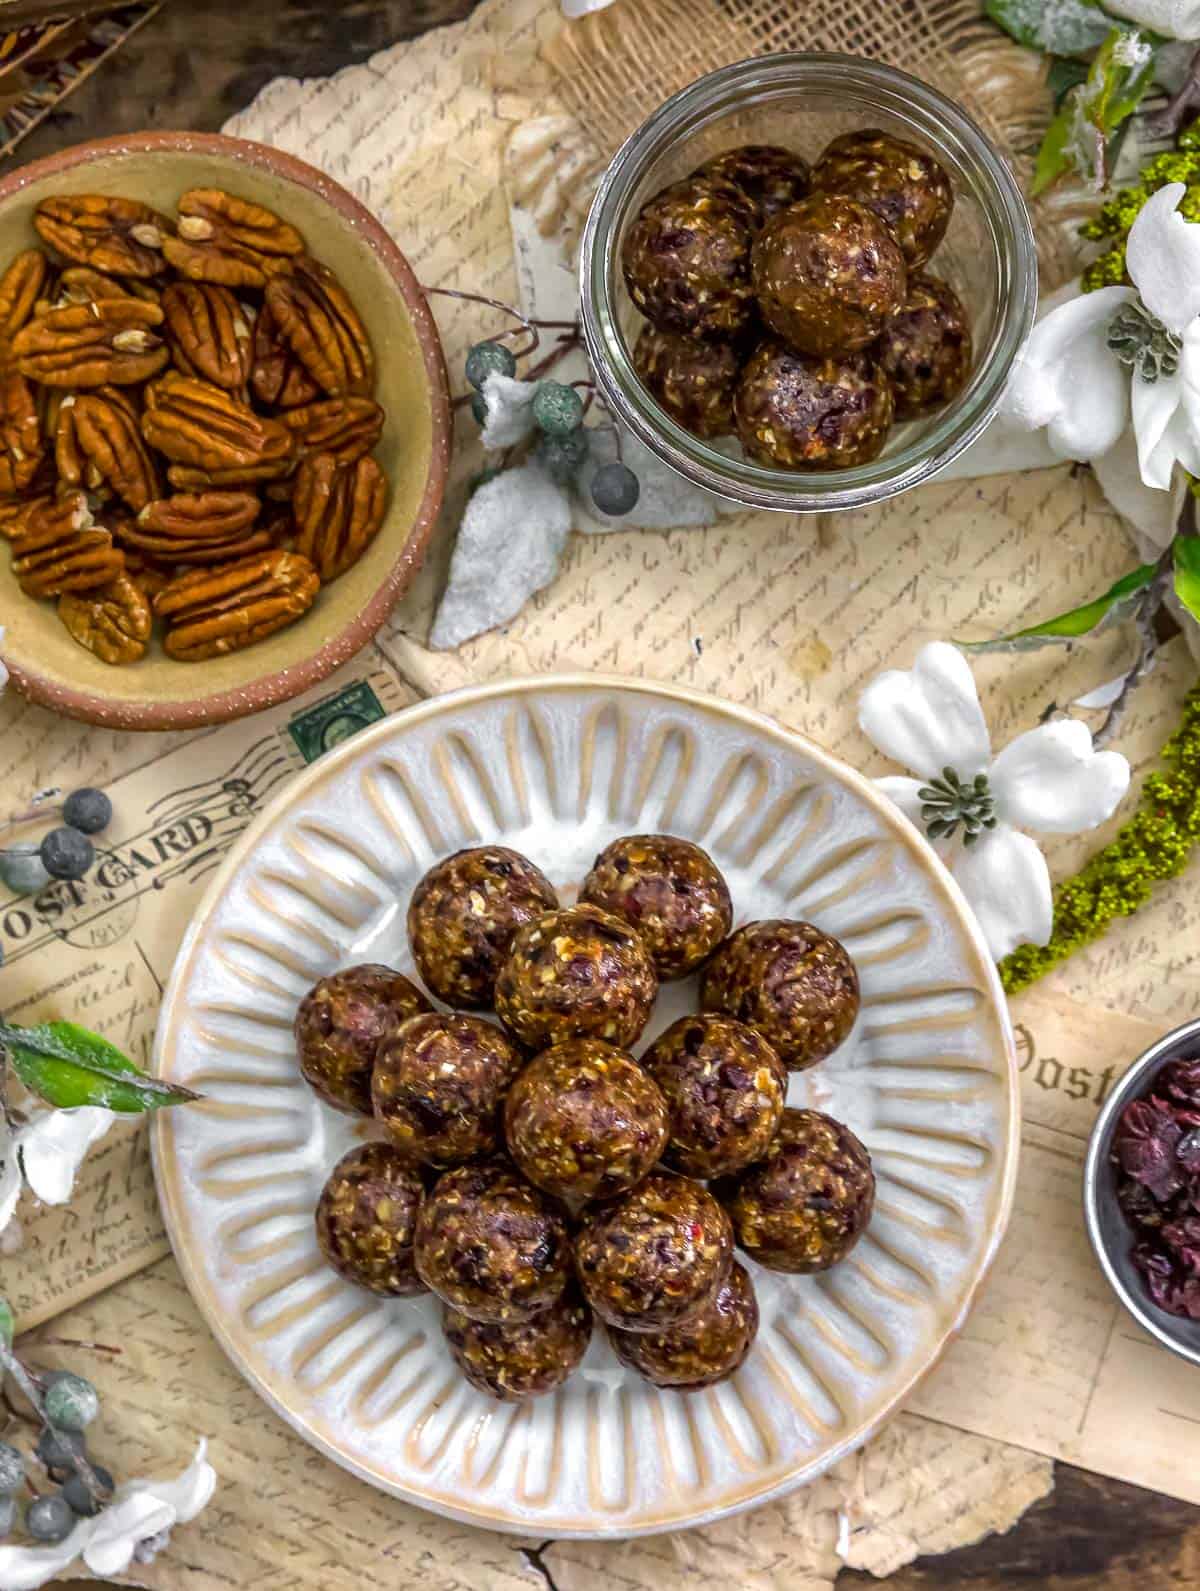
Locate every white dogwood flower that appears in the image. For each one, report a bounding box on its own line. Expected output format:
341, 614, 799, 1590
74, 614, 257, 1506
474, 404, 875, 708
858, 644, 1131, 960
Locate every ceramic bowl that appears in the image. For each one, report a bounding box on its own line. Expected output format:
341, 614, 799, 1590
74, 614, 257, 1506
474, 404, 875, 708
0, 131, 452, 730
153, 674, 1018, 1537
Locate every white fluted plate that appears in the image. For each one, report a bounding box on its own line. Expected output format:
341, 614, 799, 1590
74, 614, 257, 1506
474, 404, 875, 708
153, 674, 1017, 1538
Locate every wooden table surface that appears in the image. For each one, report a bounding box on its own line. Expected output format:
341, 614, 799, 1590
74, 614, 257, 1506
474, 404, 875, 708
22, 2, 1200, 1586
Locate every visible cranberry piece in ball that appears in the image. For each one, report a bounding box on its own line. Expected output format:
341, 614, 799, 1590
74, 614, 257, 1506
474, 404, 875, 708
315, 1142, 426, 1296
295, 963, 430, 1115
579, 833, 732, 979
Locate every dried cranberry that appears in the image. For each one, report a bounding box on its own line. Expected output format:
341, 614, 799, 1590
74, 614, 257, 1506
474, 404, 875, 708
1113, 1099, 1184, 1200
1157, 1058, 1200, 1110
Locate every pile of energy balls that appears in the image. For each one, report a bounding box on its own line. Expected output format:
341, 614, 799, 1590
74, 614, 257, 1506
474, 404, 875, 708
293, 836, 875, 1402
623, 130, 972, 470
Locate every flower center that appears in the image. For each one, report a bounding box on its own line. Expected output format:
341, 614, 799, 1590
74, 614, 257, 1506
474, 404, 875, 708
1107, 301, 1181, 383
919, 767, 998, 846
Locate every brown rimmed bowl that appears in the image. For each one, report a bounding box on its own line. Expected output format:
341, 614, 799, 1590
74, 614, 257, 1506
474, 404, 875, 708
0, 131, 452, 730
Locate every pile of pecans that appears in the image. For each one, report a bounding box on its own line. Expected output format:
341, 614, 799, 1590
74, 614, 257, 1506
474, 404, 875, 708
0, 189, 389, 665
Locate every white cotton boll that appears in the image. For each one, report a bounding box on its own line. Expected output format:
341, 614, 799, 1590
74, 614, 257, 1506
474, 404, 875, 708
1103, 1, 1200, 40
478, 374, 538, 450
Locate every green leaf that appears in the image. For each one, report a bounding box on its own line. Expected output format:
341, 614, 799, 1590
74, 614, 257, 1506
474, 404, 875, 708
986, 0, 1110, 56
959, 565, 1158, 652
0, 1297, 12, 1348
1174, 535, 1200, 623
1032, 100, 1077, 196
0, 1020, 200, 1113
1047, 55, 1090, 106
1032, 27, 1158, 195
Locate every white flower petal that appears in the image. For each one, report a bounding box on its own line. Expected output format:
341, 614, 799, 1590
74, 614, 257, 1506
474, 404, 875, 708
857, 642, 991, 782
1127, 182, 1200, 333
1002, 286, 1134, 460
1091, 428, 1183, 553
1128, 364, 1200, 490
16, 1107, 113, 1206
143, 1440, 217, 1524
1073, 675, 1127, 710
874, 776, 927, 827
990, 719, 1130, 834
0, 1122, 20, 1236
0, 1523, 92, 1591
949, 827, 1054, 959
83, 1495, 174, 1579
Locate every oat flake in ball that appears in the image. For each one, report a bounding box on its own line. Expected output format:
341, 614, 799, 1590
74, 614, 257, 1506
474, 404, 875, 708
700, 919, 859, 1069
574, 1170, 733, 1333
632, 325, 742, 441
579, 833, 733, 979
608, 1259, 759, 1389
693, 144, 812, 224
295, 963, 431, 1116
504, 1038, 669, 1203
621, 175, 758, 339
442, 1283, 592, 1401
877, 272, 972, 419
315, 1142, 426, 1297
812, 128, 953, 269
734, 341, 894, 470
408, 846, 558, 1009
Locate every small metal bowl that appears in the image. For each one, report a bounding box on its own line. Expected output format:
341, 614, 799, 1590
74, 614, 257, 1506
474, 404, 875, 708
1083, 1017, 1200, 1367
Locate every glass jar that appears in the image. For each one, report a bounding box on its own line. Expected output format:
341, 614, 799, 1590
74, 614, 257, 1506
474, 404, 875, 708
579, 53, 1038, 513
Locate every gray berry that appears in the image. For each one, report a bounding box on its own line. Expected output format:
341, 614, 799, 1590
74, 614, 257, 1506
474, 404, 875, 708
532, 381, 584, 437
591, 461, 641, 516
39, 827, 94, 882
35, 1426, 85, 1477
62, 1463, 114, 1517
26, 1491, 75, 1543
535, 429, 589, 484
471, 392, 488, 426
0, 1494, 14, 1539
465, 341, 517, 389
0, 842, 51, 896
62, 788, 111, 834
43, 1373, 99, 1432
0, 1441, 24, 1495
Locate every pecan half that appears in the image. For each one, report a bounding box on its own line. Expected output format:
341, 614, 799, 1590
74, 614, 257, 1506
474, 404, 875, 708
123, 490, 271, 564
142, 372, 295, 485
293, 451, 387, 581
154, 548, 319, 660
56, 388, 159, 510
34, 196, 170, 278
280, 396, 383, 463
265, 258, 373, 397
11, 489, 123, 596
13, 298, 168, 387
121, 548, 172, 599
0, 369, 43, 495
162, 189, 305, 290
248, 301, 320, 410
161, 281, 252, 391
0, 250, 49, 342
58, 572, 151, 664
49, 266, 160, 310
0, 494, 43, 541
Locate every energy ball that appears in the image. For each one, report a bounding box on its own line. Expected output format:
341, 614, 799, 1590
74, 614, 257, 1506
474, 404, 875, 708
734, 341, 894, 470
812, 128, 953, 269
495, 903, 658, 1051
315, 1142, 426, 1296
414, 1161, 571, 1323
700, 919, 859, 1069
642, 1015, 786, 1179
579, 833, 733, 979
373, 1012, 525, 1167
632, 325, 741, 440
295, 963, 431, 1116
575, 1171, 734, 1333
876, 272, 972, 419
505, 1039, 669, 1203
408, 846, 558, 1009
693, 144, 812, 223
442, 1284, 592, 1401
609, 1260, 758, 1388
751, 193, 906, 357
715, 1107, 874, 1273
621, 175, 758, 338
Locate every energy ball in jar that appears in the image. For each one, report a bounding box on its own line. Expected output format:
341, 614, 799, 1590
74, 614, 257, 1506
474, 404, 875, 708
621, 175, 758, 338
579, 833, 733, 979
751, 193, 906, 357
693, 145, 811, 224
734, 341, 894, 470
812, 128, 953, 268
505, 1039, 669, 1203
414, 1161, 571, 1323
574, 1171, 733, 1332
877, 272, 972, 419
609, 1260, 758, 1388
372, 1013, 525, 1167
315, 1143, 426, 1297
642, 1015, 786, 1179
442, 1284, 592, 1401
700, 919, 859, 1069
408, 846, 558, 1009
495, 903, 657, 1052
295, 964, 431, 1116
632, 325, 741, 440
715, 1107, 874, 1273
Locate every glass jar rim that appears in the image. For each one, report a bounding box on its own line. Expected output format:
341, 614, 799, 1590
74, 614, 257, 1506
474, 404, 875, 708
579, 52, 1039, 513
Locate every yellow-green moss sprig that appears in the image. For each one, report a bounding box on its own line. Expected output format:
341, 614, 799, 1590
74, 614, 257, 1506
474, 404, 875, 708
1080, 123, 1200, 291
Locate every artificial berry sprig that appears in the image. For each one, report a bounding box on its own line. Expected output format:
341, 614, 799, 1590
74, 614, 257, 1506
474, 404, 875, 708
0, 787, 112, 897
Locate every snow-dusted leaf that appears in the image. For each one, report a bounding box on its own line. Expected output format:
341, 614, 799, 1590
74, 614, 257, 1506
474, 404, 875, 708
0, 1020, 198, 1112
574, 428, 737, 531
958, 564, 1157, 652
985, 0, 1111, 55
1104, 0, 1200, 41
479, 373, 537, 449
1173, 533, 1200, 623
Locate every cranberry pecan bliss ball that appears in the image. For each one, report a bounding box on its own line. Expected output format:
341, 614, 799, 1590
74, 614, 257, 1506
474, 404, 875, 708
609, 1260, 759, 1389
811, 128, 954, 269
407, 845, 558, 1009
715, 1107, 875, 1273
314, 1142, 426, 1297
734, 340, 894, 469
372, 1012, 525, 1168
632, 325, 742, 440
621, 174, 758, 338
700, 919, 860, 1069
574, 1170, 734, 1333
504, 1038, 669, 1203
642, 1014, 786, 1179
494, 903, 657, 1052
579, 833, 733, 979
414, 1160, 571, 1323
442, 1283, 592, 1402
876, 272, 973, 419
294, 963, 431, 1115
693, 144, 812, 224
